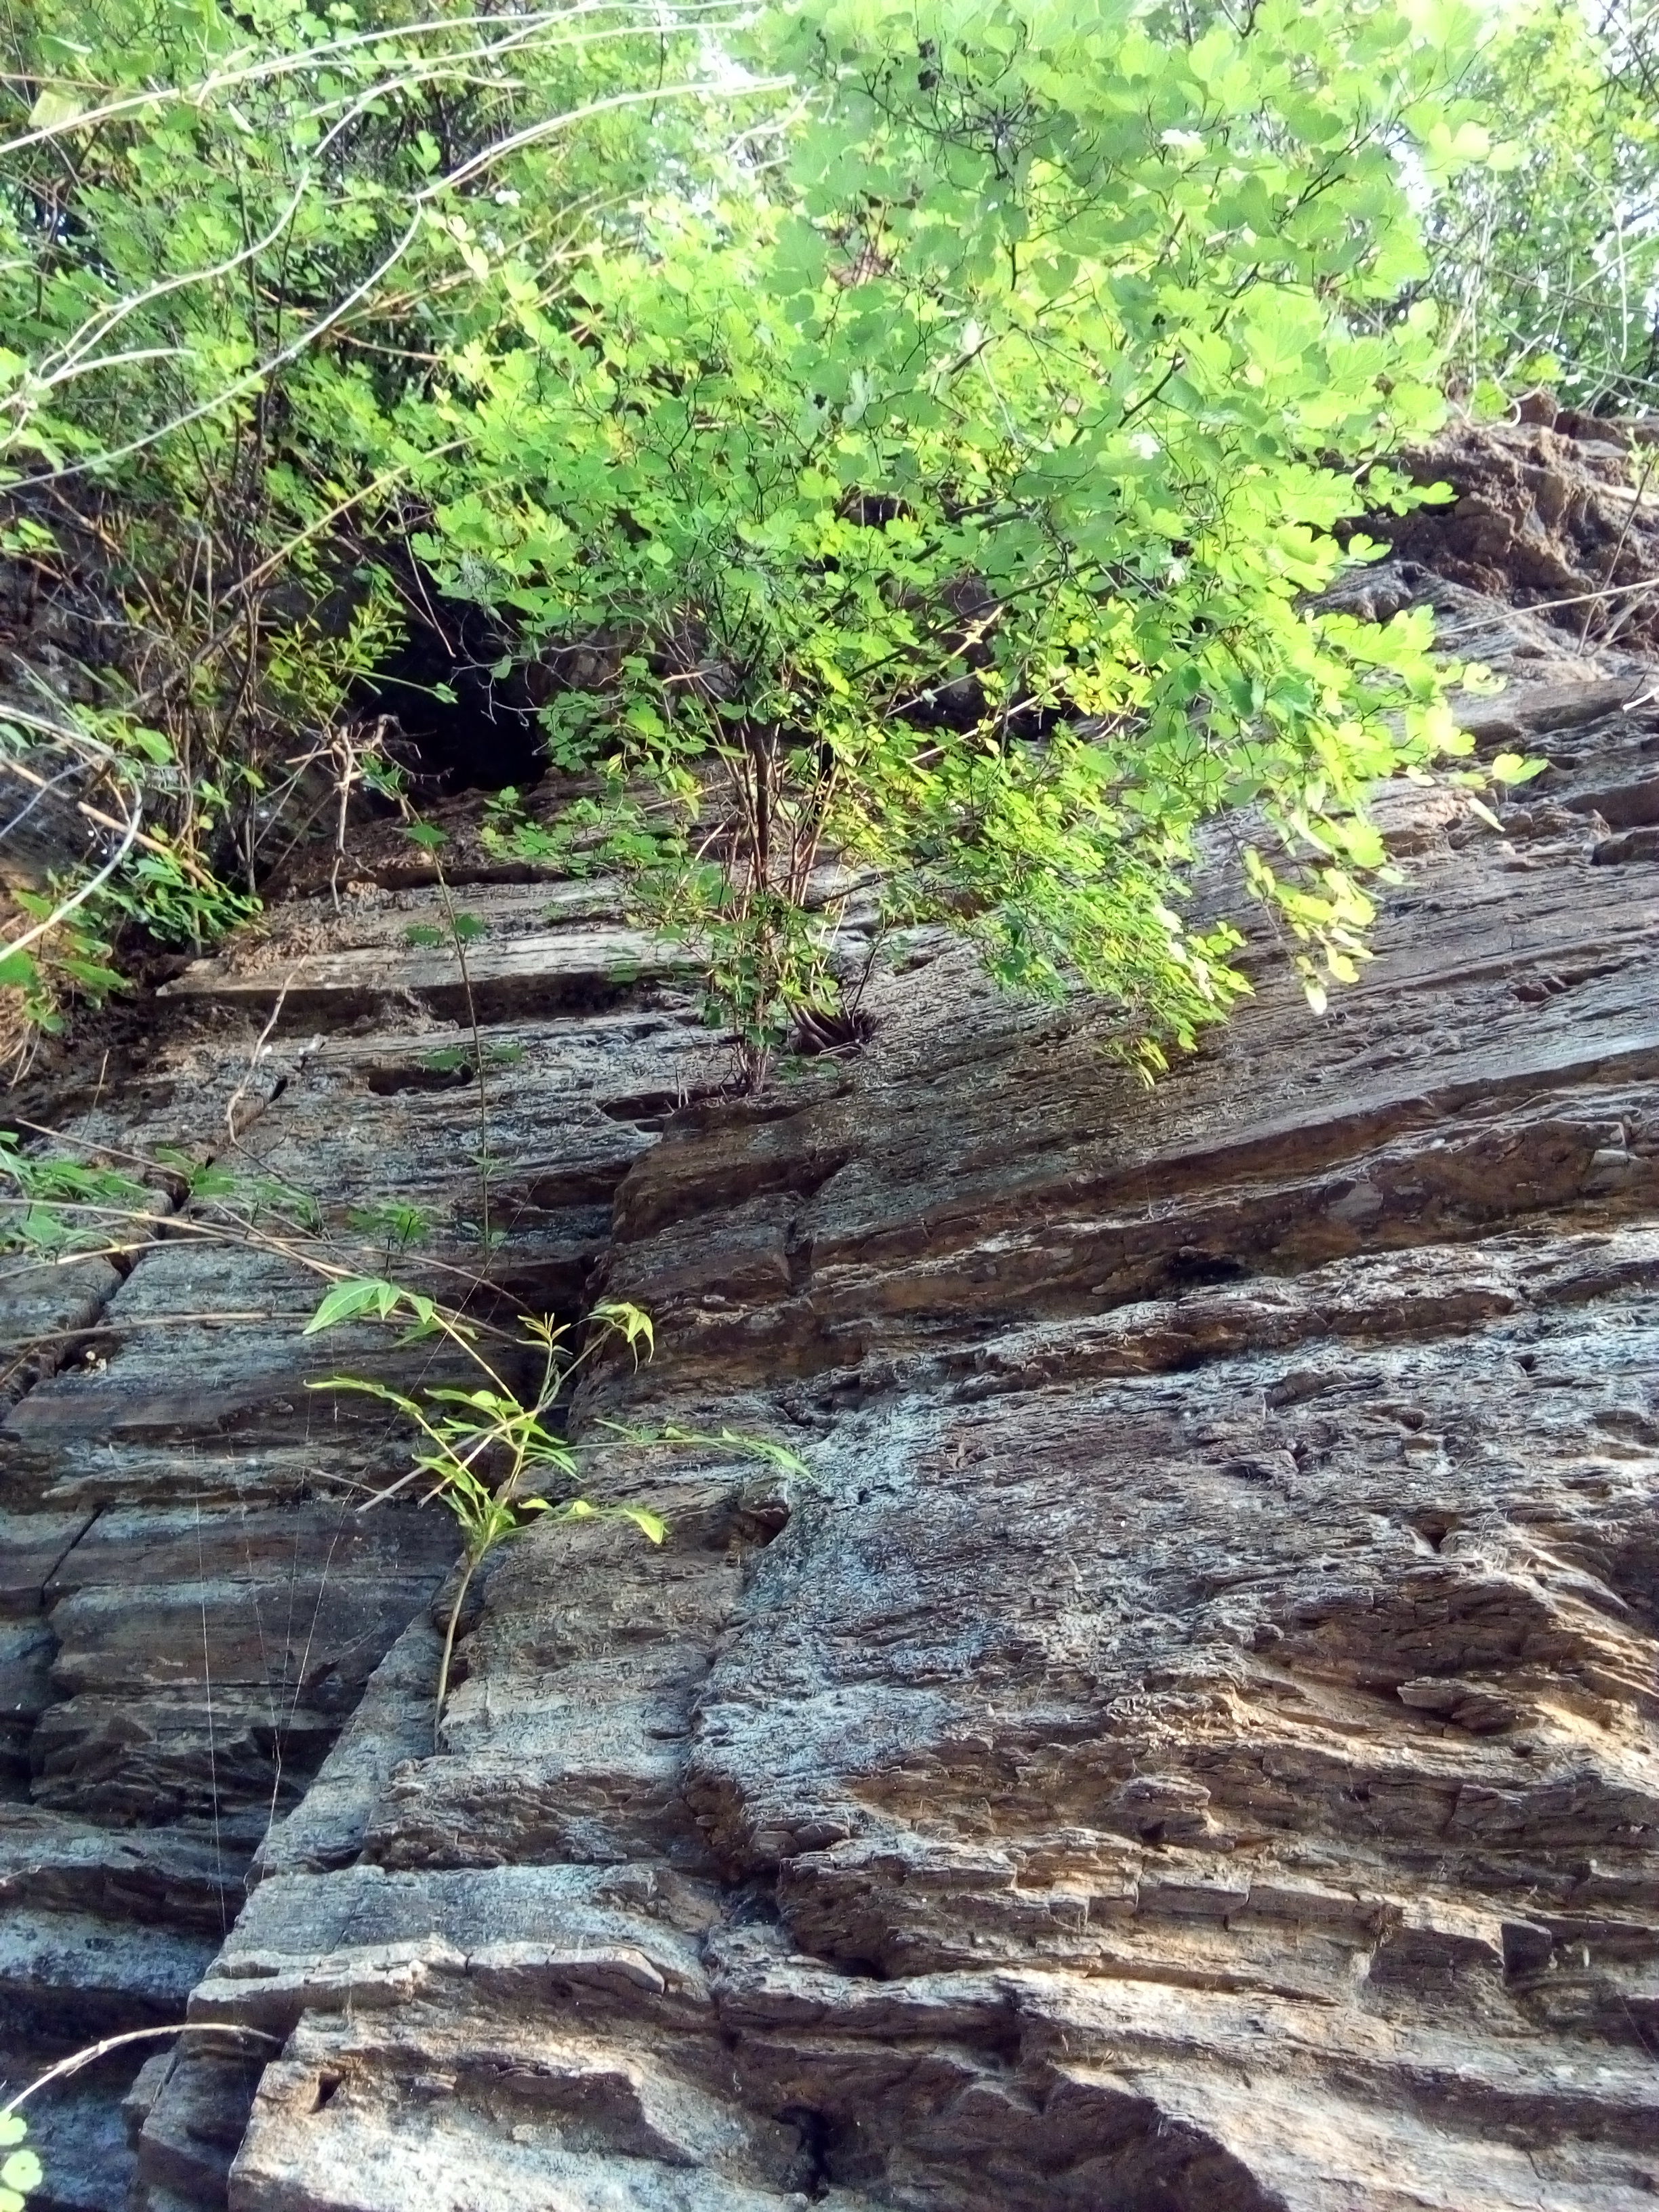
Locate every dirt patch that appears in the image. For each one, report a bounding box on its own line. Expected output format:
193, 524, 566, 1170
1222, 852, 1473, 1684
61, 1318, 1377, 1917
1357, 403, 1659, 654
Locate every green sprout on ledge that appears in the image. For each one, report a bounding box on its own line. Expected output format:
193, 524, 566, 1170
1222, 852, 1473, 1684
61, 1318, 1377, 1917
305, 1281, 804, 1746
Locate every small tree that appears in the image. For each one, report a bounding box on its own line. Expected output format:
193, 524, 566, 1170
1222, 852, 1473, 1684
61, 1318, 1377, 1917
409, 0, 1501, 1084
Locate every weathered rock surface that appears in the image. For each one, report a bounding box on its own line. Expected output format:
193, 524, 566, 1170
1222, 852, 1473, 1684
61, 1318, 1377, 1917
1362, 405, 1659, 657
3, 528, 1659, 2207
0, 890, 724, 2203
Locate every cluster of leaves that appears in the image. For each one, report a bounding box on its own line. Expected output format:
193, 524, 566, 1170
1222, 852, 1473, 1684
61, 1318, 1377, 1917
0, 2112, 39, 2212
413, 0, 1508, 1078
0, 1129, 152, 1252
0, 1124, 323, 1301
1419, 0, 1659, 413
0, 0, 772, 1044
1, 701, 258, 1067
0, 0, 1587, 1084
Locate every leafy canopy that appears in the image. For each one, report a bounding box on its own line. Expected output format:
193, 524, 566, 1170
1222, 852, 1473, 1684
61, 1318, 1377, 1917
406, 0, 1502, 1077
0, 0, 769, 1056
1, 0, 1527, 1078
1422, 0, 1659, 414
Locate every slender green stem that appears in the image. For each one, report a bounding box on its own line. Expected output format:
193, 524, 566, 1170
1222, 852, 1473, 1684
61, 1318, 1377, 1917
433, 861, 491, 1254
433, 1544, 483, 1753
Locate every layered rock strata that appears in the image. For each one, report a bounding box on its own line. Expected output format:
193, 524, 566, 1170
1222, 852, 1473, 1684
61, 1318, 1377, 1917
0, 888, 722, 2207
1, 567, 1658, 2209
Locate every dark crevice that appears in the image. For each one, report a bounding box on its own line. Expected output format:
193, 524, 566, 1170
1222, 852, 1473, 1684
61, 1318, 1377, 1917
596, 1087, 725, 1130
777, 2106, 835, 2198
350, 590, 549, 796
1161, 1246, 1250, 1291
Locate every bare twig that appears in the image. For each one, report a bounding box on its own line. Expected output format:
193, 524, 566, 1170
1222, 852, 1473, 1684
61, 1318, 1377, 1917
1578, 443, 1658, 651
224, 970, 300, 1143
0, 2025, 280, 2119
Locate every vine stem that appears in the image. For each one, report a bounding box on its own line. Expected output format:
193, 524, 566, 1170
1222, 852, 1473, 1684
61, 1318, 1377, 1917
0, 2024, 279, 2119
1578, 441, 1657, 651
433, 1545, 482, 1753
432, 860, 491, 1252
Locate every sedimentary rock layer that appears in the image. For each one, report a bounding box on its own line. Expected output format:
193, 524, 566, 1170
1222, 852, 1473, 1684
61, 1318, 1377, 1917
2, 560, 1658, 2209
0, 897, 722, 2206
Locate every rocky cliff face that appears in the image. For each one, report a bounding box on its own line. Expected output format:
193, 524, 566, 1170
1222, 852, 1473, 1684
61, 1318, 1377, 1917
2, 540, 1658, 2209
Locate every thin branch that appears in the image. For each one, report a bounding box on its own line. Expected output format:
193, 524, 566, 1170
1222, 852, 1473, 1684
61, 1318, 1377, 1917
1, 2026, 280, 2120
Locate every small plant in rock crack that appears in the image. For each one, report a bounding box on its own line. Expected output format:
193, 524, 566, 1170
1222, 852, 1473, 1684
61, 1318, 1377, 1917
0, 1138, 153, 1255
304, 1282, 805, 1746
0, 1132, 320, 1267
346, 1198, 436, 1271
2, 1125, 807, 1736
419, 1042, 525, 1080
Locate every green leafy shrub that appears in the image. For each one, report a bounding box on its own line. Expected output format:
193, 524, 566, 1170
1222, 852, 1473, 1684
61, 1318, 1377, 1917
0, 0, 1555, 1080
1421, 0, 1659, 413
0, 0, 771, 1046
0, 702, 256, 1067
414, 0, 1502, 1081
